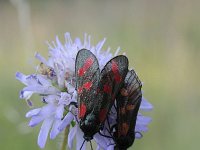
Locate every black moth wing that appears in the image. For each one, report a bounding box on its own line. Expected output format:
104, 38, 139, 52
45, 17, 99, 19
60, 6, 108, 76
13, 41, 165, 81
96, 55, 129, 123
115, 69, 142, 149
75, 49, 100, 119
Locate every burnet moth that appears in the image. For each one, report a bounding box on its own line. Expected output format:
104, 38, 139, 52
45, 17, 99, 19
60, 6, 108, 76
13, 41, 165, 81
110, 69, 142, 150
75, 49, 128, 144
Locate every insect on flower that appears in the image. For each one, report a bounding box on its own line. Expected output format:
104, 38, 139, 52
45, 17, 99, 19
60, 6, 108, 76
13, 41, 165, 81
75, 49, 129, 149
16, 33, 153, 150
106, 69, 142, 150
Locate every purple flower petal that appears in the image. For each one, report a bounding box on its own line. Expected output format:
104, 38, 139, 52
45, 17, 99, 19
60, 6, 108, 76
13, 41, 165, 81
76, 126, 86, 150
96, 38, 106, 54
40, 104, 55, 116
50, 120, 61, 139
35, 52, 49, 66
20, 90, 33, 99
16, 72, 27, 85
55, 105, 64, 119
58, 112, 74, 132
26, 108, 41, 118
135, 124, 149, 132
135, 132, 143, 139
29, 116, 43, 127
74, 37, 82, 48
137, 114, 152, 125
38, 118, 54, 148
22, 85, 59, 95
94, 133, 108, 150
56, 36, 65, 51
107, 145, 115, 150
68, 125, 77, 149
36, 75, 52, 86
140, 97, 153, 111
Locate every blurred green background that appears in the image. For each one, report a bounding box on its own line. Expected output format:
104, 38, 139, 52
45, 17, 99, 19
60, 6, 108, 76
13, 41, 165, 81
0, 0, 200, 149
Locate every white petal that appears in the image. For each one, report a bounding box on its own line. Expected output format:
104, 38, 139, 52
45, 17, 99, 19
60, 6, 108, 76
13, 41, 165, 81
96, 38, 106, 54
29, 116, 43, 127
23, 85, 59, 95
43, 95, 58, 104
107, 145, 115, 150
40, 104, 56, 117
55, 105, 64, 119
58, 112, 74, 131
74, 37, 82, 47
26, 108, 41, 118
135, 132, 143, 139
35, 52, 49, 66
76, 126, 86, 150
137, 114, 152, 125
59, 92, 71, 105
140, 97, 153, 111
16, 72, 28, 85
50, 120, 61, 139
56, 36, 65, 51
37, 118, 54, 148
94, 133, 108, 150
135, 124, 148, 132
36, 75, 52, 86
20, 90, 33, 100
65, 82, 75, 94
114, 47, 120, 56
96, 145, 101, 150
68, 125, 77, 149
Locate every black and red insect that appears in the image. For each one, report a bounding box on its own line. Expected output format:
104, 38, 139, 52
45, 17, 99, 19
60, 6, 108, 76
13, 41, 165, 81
75, 49, 129, 144
110, 69, 142, 150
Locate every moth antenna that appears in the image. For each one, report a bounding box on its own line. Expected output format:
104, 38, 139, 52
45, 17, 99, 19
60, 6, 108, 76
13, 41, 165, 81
89, 140, 93, 150
98, 131, 113, 139
80, 139, 86, 150
105, 127, 114, 138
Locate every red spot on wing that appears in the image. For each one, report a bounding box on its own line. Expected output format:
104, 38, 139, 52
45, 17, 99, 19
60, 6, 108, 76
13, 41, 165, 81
111, 60, 119, 73
114, 74, 122, 82
78, 68, 84, 76
79, 103, 87, 119
77, 82, 93, 94
121, 123, 129, 136
119, 123, 129, 136
99, 108, 108, 123
78, 57, 94, 76
77, 86, 83, 94
103, 84, 112, 94
83, 81, 93, 90
111, 60, 122, 83
126, 104, 135, 111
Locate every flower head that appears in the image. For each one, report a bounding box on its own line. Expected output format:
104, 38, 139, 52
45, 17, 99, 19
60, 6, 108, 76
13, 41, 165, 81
16, 33, 153, 149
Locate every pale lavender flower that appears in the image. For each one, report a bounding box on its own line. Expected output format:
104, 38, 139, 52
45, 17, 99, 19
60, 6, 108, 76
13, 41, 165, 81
16, 33, 153, 149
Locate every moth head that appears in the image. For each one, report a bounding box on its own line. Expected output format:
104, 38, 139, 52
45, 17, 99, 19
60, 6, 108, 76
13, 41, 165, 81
80, 113, 100, 141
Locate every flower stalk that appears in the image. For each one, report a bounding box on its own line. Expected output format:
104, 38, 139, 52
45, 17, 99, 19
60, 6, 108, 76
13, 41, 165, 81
61, 125, 69, 150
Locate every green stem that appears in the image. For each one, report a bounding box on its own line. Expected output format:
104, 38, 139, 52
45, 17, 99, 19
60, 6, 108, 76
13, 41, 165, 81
61, 125, 69, 150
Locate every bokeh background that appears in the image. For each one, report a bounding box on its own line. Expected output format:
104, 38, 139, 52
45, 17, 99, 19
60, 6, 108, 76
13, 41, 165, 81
0, 0, 200, 150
